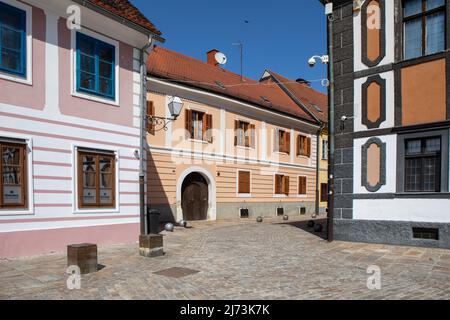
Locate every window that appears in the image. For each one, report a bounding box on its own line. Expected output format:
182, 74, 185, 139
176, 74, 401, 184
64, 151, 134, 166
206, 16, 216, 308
185, 109, 213, 143
234, 120, 255, 148
404, 0, 446, 59
238, 171, 251, 194
298, 176, 307, 195
275, 174, 289, 195
321, 183, 328, 202
274, 129, 290, 154
76, 32, 115, 100
322, 140, 329, 160
404, 137, 441, 192
297, 135, 311, 157
78, 150, 115, 208
0, 1, 26, 77
0, 141, 27, 209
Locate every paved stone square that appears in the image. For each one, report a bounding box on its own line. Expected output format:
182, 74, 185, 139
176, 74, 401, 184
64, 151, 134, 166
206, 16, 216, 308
1, 218, 450, 300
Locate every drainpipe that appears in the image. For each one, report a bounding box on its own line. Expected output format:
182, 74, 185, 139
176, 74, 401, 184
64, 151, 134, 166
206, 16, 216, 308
326, 8, 335, 243
315, 123, 326, 217
139, 36, 154, 236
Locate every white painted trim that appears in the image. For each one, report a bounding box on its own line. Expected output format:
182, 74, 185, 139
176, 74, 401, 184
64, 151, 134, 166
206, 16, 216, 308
0, 0, 33, 85
290, 129, 295, 164
176, 166, 217, 222
165, 95, 173, 148
0, 133, 34, 216
261, 121, 267, 161
220, 108, 225, 154
72, 144, 120, 214
70, 27, 120, 106
44, 10, 60, 114
236, 169, 252, 198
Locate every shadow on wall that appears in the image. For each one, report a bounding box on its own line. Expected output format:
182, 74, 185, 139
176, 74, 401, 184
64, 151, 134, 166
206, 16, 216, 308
147, 150, 176, 226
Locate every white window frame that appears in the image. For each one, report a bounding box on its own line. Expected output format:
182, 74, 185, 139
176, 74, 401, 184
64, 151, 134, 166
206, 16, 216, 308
72, 144, 120, 214
70, 27, 120, 106
0, 134, 34, 216
0, 0, 33, 85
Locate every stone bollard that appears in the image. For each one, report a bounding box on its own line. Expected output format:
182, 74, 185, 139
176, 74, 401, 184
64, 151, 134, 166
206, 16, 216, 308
139, 234, 164, 258
67, 243, 98, 274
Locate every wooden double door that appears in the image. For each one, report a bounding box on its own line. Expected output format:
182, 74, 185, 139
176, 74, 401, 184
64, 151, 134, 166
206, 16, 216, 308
181, 172, 209, 221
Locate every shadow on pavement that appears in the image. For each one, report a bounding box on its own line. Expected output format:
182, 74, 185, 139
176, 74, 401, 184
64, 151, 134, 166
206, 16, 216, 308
277, 218, 328, 240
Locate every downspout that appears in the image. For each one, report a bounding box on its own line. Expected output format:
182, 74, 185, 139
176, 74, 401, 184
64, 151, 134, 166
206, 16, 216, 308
139, 36, 154, 236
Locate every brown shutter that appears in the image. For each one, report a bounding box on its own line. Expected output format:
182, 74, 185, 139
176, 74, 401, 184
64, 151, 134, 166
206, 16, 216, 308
185, 109, 192, 140
299, 176, 307, 195
234, 120, 239, 146
297, 135, 301, 156
285, 132, 291, 154
275, 175, 281, 194
238, 171, 250, 194
284, 176, 290, 195
250, 124, 256, 148
205, 114, 213, 143
147, 101, 154, 134
306, 137, 311, 157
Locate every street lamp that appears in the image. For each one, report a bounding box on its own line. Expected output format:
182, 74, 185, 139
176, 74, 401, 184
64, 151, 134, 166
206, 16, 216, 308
308, 3, 335, 243
148, 96, 184, 131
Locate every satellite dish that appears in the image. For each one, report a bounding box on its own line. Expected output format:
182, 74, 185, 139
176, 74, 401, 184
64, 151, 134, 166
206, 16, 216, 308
215, 52, 227, 65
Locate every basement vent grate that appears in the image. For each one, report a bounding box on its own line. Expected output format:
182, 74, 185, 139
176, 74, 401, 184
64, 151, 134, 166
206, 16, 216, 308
240, 208, 249, 219
277, 207, 284, 216
412, 228, 439, 240
299, 207, 306, 215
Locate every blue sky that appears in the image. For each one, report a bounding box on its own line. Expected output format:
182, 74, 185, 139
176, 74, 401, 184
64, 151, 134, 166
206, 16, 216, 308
132, 0, 328, 92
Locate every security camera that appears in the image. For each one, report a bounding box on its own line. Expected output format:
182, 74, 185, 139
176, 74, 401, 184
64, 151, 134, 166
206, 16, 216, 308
308, 57, 316, 67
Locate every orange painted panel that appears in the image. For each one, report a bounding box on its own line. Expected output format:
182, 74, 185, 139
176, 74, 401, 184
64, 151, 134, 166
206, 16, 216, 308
367, 0, 381, 62
367, 144, 380, 187
367, 82, 381, 123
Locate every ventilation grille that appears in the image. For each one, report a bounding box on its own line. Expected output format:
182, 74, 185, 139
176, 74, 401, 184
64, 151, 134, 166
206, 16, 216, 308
413, 227, 439, 240
299, 207, 306, 215
240, 208, 249, 219
277, 207, 284, 216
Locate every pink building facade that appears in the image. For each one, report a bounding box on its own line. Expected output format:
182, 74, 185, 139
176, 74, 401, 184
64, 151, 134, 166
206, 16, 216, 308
0, 0, 162, 258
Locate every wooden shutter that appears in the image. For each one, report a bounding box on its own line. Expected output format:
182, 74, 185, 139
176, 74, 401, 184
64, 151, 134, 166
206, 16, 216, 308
284, 176, 290, 195
250, 124, 256, 148
285, 132, 291, 154
185, 109, 192, 140
299, 176, 307, 195
205, 114, 213, 143
234, 120, 239, 146
147, 101, 154, 134
306, 137, 311, 157
321, 183, 328, 202
275, 175, 282, 194
238, 171, 250, 194
297, 135, 301, 156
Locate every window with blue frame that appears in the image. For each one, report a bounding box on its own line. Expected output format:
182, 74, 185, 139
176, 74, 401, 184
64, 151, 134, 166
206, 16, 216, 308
0, 1, 26, 77
76, 32, 115, 100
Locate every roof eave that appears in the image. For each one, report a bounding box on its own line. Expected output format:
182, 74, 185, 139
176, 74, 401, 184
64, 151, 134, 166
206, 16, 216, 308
71, 0, 165, 43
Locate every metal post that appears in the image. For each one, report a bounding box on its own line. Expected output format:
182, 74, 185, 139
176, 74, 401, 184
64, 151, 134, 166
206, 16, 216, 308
326, 12, 335, 242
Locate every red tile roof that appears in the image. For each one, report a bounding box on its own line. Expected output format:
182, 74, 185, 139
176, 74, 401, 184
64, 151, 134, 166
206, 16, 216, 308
88, 0, 162, 36
147, 46, 317, 123
267, 71, 328, 123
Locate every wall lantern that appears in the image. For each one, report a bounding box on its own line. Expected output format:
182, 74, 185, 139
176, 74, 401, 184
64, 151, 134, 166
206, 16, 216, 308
148, 96, 184, 132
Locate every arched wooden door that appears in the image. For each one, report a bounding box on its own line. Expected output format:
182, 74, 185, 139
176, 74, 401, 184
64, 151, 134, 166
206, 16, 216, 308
181, 172, 209, 221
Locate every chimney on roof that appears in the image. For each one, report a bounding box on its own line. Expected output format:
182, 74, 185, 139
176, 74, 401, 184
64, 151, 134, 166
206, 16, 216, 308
207, 49, 220, 66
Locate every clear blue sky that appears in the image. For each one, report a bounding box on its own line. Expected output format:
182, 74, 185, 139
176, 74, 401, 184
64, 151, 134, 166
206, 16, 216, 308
132, 0, 328, 92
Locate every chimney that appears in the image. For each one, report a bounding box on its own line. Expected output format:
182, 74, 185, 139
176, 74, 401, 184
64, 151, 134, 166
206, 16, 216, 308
207, 49, 220, 66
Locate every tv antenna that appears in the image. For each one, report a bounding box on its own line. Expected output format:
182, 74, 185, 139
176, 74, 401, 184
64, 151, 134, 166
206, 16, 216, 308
232, 41, 244, 81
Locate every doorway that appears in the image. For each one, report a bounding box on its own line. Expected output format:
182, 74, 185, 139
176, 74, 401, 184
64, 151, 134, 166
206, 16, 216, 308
181, 172, 209, 221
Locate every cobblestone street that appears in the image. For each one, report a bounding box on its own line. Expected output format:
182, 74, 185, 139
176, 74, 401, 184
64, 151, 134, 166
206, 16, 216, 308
1, 218, 450, 300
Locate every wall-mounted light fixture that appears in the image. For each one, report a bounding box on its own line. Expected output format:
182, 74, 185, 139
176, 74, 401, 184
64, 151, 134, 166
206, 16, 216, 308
148, 96, 184, 131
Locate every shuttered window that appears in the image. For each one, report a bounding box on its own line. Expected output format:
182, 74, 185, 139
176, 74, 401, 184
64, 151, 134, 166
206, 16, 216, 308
275, 174, 289, 195
274, 129, 290, 154
297, 135, 311, 157
234, 120, 256, 148
321, 183, 328, 202
238, 171, 251, 194
0, 141, 27, 208
78, 150, 116, 208
185, 109, 213, 143
298, 176, 307, 195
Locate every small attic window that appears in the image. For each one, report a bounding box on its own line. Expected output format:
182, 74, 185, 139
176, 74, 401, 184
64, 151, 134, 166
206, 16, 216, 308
215, 81, 226, 90
260, 96, 271, 104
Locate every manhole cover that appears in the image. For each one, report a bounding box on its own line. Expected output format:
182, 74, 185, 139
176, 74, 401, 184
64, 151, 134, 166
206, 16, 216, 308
153, 267, 200, 279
